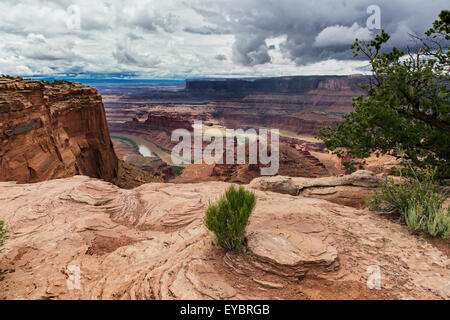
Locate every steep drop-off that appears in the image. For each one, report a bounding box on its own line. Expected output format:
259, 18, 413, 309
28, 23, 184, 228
0, 78, 118, 183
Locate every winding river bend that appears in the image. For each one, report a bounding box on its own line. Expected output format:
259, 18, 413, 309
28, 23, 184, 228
110, 132, 186, 167
138, 145, 152, 157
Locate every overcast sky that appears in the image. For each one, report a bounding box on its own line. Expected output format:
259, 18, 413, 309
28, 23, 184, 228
0, 0, 447, 79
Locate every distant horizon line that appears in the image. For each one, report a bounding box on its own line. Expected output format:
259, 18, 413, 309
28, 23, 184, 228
13, 73, 368, 82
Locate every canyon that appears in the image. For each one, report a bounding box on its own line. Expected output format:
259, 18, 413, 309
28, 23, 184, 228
0, 76, 390, 185
105, 75, 368, 182
106, 75, 367, 137
0, 78, 165, 189
1, 76, 447, 301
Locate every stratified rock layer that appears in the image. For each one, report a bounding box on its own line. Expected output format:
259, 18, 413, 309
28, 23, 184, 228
0, 79, 118, 183
0, 175, 448, 300
250, 170, 382, 208
106, 75, 367, 139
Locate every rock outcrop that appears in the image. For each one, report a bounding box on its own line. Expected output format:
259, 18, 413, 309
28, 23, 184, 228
0, 78, 118, 183
249, 170, 381, 208
0, 175, 448, 300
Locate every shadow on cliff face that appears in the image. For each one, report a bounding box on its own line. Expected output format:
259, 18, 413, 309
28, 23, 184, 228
0, 78, 118, 184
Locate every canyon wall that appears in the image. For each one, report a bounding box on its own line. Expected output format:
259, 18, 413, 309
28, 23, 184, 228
0, 78, 118, 183
106, 75, 367, 137
185, 75, 366, 99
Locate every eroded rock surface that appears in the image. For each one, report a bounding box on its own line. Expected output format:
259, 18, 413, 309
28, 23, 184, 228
246, 231, 338, 278
0, 176, 448, 300
249, 170, 382, 208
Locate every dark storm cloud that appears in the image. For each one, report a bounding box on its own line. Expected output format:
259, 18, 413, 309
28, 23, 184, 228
232, 34, 271, 66
0, 0, 447, 77
215, 54, 227, 61
113, 44, 160, 68
191, 0, 449, 66
184, 26, 231, 35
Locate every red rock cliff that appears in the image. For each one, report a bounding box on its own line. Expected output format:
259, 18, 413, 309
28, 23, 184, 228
0, 78, 118, 183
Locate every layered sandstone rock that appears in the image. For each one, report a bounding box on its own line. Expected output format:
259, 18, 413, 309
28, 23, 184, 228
0, 175, 448, 300
105, 75, 367, 139
0, 78, 118, 183
249, 170, 382, 208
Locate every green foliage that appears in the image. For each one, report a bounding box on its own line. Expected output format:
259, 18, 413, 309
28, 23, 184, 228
0, 74, 19, 80
0, 220, 9, 248
40, 80, 76, 86
171, 166, 185, 176
405, 201, 449, 238
367, 167, 449, 238
319, 10, 450, 179
205, 185, 256, 252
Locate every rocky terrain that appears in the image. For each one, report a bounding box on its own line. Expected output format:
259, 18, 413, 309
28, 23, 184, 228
0, 78, 118, 183
250, 170, 385, 209
0, 172, 448, 300
115, 160, 163, 189
173, 142, 329, 184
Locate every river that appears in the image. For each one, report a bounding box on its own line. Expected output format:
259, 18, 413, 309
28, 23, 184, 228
138, 145, 152, 157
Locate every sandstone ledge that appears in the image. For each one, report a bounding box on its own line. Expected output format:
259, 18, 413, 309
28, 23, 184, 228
249, 170, 382, 208
0, 176, 448, 300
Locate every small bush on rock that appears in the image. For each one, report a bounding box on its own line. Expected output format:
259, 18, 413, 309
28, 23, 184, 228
405, 200, 449, 238
206, 185, 256, 252
367, 167, 449, 238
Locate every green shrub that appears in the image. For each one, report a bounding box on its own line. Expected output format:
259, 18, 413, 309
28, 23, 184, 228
0, 220, 8, 248
171, 166, 184, 176
205, 185, 256, 252
367, 167, 449, 238
405, 201, 450, 238
0, 74, 16, 80
40, 80, 75, 86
